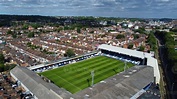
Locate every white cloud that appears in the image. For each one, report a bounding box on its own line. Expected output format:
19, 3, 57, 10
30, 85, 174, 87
0, 0, 176, 18
156, 0, 170, 2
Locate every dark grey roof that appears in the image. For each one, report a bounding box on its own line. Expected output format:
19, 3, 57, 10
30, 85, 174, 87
73, 66, 154, 99
10, 66, 72, 99
10, 65, 154, 99
138, 83, 161, 99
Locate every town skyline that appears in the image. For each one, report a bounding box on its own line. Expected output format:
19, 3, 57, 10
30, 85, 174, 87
0, 0, 177, 18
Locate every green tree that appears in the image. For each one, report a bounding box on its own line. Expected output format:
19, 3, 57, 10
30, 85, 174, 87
116, 34, 125, 39
12, 33, 17, 38
133, 34, 139, 39
57, 27, 63, 32
22, 24, 29, 30
0, 63, 4, 72
139, 45, 145, 51
90, 31, 94, 33
155, 30, 177, 73
31, 24, 41, 29
147, 33, 157, 51
64, 49, 75, 57
0, 53, 5, 64
0, 53, 5, 72
27, 42, 31, 47
64, 26, 70, 30
27, 32, 35, 38
134, 27, 145, 34
77, 28, 81, 33
128, 44, 133, 49
170, 28, 177, 32
4, 64, 16, 71
7, 30, 17, 38
7, 30, 12, 35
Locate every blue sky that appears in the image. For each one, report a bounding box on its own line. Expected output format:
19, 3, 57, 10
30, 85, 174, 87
0, 0, 177, 18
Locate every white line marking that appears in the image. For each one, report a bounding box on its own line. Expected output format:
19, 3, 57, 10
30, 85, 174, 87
54, 74, 82, 91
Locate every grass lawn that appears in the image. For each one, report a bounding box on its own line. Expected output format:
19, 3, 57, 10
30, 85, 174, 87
39, 56, 134, 94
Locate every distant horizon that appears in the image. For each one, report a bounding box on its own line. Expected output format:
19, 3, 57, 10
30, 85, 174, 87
0, 14, 176, 20
0, 0, 177, 19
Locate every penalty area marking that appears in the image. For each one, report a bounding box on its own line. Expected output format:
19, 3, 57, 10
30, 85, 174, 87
54, 74, 82, 91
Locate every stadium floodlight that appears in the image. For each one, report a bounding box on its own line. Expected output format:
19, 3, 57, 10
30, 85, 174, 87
124, 61, 128, 72
54, 52, 57, 62
143, 52, 145, 65
91, 70, 94, 87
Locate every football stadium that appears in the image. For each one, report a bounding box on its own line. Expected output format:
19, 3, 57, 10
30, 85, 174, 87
39, 56, 134, 94
10, 44, 161, 99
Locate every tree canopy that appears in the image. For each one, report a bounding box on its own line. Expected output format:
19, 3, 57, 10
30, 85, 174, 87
0, 53, 5, 72
64, 49, 75, 57
77, 28, 81, 33
0, 53, 5, 64
27, 32, 35, 38
147, 33, 157, 51
128, 44, 133, 49
134, 27, 145, 34
116, 34, 125, 39
138, 45, 145, 51
155, 31, 177, 73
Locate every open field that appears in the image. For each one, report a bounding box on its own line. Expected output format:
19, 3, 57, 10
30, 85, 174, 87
39, 56, 134, 94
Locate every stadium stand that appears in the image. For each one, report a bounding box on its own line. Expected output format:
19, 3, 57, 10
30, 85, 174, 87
27, 44, 160, 84
13, 44, 160, 99
10, 66, 72, 99
28, 52, 98, 72
73, 66, 156, 99
98, 44, 160, 84
10, 65, 158, 99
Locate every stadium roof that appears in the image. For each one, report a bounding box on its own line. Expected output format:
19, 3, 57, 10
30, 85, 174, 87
11, 66, 154, 99
28, 52, 97, 70
10, 66, 72, 99
98, 44, 160, 84
73, 66, 154, 99
98, 44, 146, 59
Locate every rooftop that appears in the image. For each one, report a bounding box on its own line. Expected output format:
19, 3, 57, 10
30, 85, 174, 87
10, 66, 72, 99
73, 66, 154, 99
98, 44, 160, 84
11, 65, 154, 99
98, 44, 150, 59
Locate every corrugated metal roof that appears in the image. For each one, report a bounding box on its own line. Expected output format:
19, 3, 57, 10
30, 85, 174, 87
98, 44, 145, 59
74, 66, 154, 99
10, 66, 72, 99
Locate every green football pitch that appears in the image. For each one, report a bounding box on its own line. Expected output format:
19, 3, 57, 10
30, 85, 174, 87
39, 56, 134, 94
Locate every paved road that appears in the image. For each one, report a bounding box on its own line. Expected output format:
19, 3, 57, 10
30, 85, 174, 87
7, 43, 49, 63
